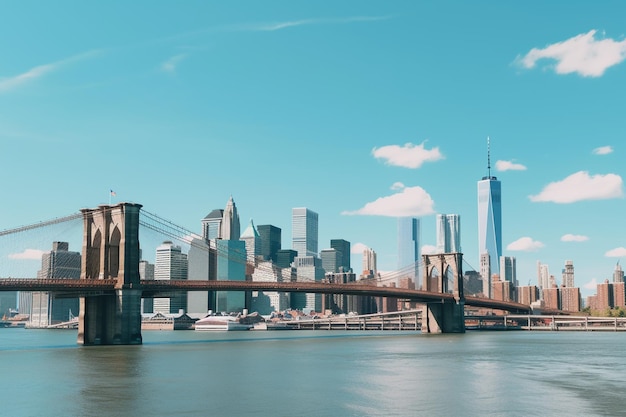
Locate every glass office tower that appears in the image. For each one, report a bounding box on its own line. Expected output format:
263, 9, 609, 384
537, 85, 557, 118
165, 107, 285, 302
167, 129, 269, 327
292, 208, 318, 257
477, 138, 502, 280
397, 217, 420, 283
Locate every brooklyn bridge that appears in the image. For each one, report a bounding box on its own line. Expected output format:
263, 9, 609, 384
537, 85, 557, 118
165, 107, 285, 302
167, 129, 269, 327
0, 203, 532, 345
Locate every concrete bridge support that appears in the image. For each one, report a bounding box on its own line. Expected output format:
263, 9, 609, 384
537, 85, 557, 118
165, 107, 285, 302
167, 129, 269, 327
421, 253, 466, 334
78, 203, 143, 345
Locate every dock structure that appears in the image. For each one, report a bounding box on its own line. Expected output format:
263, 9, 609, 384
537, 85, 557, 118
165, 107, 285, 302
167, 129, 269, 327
282, 310, 421, 331
466, 314, 626, 331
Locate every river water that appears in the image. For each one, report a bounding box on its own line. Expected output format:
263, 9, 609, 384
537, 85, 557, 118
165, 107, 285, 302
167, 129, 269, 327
1, 328, 625, 417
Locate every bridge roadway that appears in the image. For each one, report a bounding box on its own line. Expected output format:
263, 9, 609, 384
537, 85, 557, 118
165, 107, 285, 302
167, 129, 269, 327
0, 278, 531, 313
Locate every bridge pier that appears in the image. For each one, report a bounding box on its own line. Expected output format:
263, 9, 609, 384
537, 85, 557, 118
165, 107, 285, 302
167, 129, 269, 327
421, 301, 465, 334
78, 203, 143, 345
421, 253, 466, 333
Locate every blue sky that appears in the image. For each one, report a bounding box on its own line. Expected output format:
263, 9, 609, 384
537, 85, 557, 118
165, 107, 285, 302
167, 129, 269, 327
1, 1, 625, 297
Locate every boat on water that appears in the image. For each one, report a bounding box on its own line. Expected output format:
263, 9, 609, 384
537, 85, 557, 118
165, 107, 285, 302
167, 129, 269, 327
0, 311, 28, 328
194, 314, 253, 331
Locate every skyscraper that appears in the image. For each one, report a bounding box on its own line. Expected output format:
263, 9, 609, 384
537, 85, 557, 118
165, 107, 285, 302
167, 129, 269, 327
330, 239, 351, 272
30, 241, 81, 327
220, 196, 240, 240
477, 137, 502, 278
362, 247, 377, 277
201, 209, 223, 240
397, 217, 420, 282
562, 260, 575, 287
214, 196, 246, 313
480, 253, 491, 298
154, 241, 188, 314
614, 262, 624, 283
499, 256, 517, 285
292, 208, 318, 257
320, 248, 341, 273
240, 219, 261, 264
257, 225, 281, 262
436, 214, 461, 253
537, 261, 551, 299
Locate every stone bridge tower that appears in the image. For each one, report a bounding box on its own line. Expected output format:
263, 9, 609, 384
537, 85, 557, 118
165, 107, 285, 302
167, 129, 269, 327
77, 203, 143, 345
421, 253, 465, 333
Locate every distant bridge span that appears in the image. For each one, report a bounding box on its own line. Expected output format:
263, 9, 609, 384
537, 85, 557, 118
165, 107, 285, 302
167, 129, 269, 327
0, 278, 532, 314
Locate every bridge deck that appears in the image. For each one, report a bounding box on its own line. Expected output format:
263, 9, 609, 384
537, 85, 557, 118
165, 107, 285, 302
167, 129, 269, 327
0, 278, 532, 313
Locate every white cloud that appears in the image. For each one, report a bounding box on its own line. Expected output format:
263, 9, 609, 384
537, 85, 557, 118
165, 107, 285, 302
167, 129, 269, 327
561, 234, 589, 242
372, 142, 444, 169
161, 54, 187, 73
584, 278, 598, 290
342, 186, 435, 217
0, 50, 100, 93
8, 249, 45, 260
517, 30, 626, 77
529, 171, 624, 203
593, 146, 613, 155
507, 237, 545, 252
390, 182, 405, 190
605, 247, 626, 257
421, 244, 437, 255
495, 160, 527, 171
351, 242, 369, 254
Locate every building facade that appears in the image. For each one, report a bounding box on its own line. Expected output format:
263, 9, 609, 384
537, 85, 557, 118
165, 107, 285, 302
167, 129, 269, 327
240, 219, 261, 264
614, 262, 624, 283
292, 255, 324, 313
436, 214, 461, 254
154, 241, 188, 314
330, 239, 351, 272
477, 140, 502, 279
362, 247, 377, 278
480, 252, 491, 298
201, 209, 223, 240
562, 260, 575, 288
499, 256, 517, 285
30, 241, 81, 327
320, 248, 341, 273
292, 207, 318, 258
397, 217, 420, 283
257, 225, 281, 263
560, 286, 581, 312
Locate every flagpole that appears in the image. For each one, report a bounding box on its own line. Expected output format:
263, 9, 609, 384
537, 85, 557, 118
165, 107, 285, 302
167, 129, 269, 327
109, 190, 111, 205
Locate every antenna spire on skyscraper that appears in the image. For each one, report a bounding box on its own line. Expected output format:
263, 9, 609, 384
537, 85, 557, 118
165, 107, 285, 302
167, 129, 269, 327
487, 136, 491, 178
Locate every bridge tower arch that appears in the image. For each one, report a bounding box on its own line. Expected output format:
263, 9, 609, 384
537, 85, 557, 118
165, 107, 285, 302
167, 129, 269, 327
421, 253, 465, 333
78, 203, 143, 345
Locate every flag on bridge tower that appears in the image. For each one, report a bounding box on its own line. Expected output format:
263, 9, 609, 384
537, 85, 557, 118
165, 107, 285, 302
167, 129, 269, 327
110, 189, 116, 197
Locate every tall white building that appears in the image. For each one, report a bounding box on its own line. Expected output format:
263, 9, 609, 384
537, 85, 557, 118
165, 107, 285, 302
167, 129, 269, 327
480, 253, 491, 298
477, 138, 502, 277
537, 261, 551, 298
562, 260, 575, 287
240, 219, 261, 264
292, 208, 318, 257
613, 262, 624, 283
436, 214, 461, 253
220, 196, 240, 240
362, 247, 377, 277
154, 241, 188, 314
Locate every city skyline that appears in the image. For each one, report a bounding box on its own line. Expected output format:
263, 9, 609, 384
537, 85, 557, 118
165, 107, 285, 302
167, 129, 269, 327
1, 2, 626, 298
